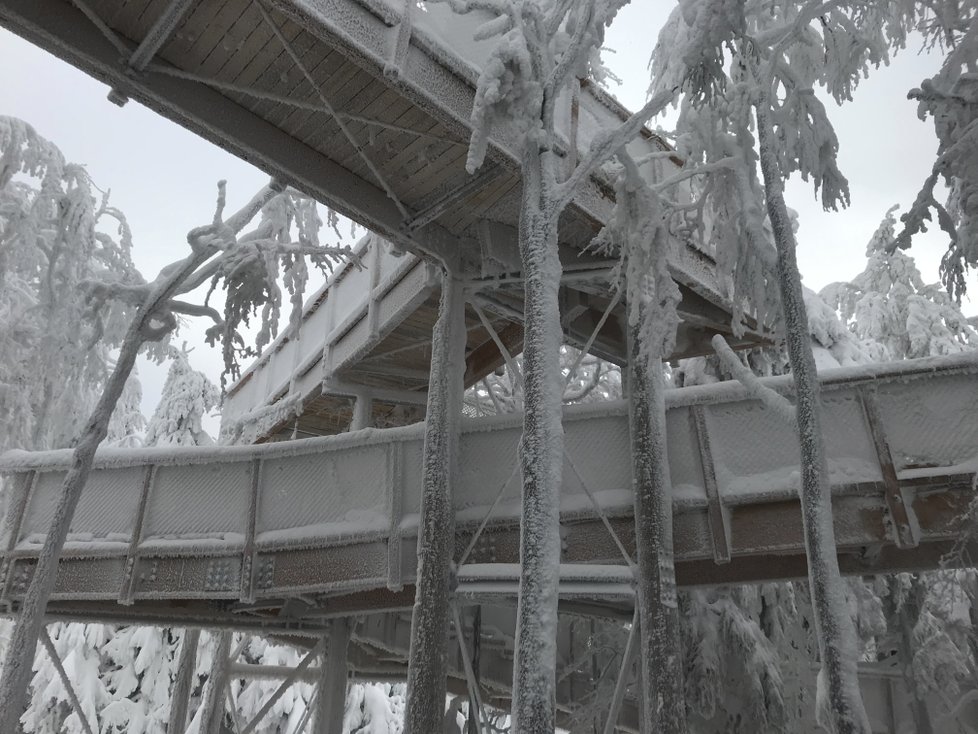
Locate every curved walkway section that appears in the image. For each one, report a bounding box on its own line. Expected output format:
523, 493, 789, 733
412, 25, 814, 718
2, 353, 977, 630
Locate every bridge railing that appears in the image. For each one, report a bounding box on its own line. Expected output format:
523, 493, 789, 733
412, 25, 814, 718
222, 234, 427, 427
1, 353, 976, 601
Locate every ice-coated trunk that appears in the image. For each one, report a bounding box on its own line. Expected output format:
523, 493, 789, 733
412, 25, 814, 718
888, 577, 934, 734
169, 627, 202, 734
403, 272, 466, 734
626, 306, 687, 733
511, 163, 564, 733
0, 315, 145, 731
198, 630, 233, 734
755, 103, 870, 734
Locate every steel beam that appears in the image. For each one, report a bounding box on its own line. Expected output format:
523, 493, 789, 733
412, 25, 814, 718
314, 619, 352, 734
108, 0, 197, 105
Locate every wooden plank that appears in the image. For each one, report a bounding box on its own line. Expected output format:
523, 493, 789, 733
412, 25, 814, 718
290, 71, 390, 156
859, 387, 920, 549
282, 61, 376, 158
463, 321, 524, 386
195, 0, 258, 76
207, 5, 273, 84
175, 0, 237, 67
268, 45, 358, 133
690, 405, 732, 564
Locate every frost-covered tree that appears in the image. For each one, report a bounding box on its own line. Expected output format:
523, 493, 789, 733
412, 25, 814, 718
106, 371, 146, 448
0, 117, 147, 734
822, 209, 978, 731
20, 623, 111, 734
416, 2, 680, 730
891, 6, 978, 300
648, 1, 940, 728
0, 116, 138, 452
822, 207, 978, 359
0, 116, 351, 727
144, 349, 220, 447
463, 345, 622, 416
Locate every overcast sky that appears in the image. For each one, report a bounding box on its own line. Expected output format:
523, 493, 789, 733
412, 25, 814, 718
0, 5, 968, 433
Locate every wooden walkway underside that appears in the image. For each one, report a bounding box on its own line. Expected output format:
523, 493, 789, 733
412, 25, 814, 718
0, 0, 762, 444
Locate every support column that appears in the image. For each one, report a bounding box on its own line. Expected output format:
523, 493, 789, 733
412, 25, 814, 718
467, 606, 482, 734
198, 631, 233, 734
314, 619, 352, 734
168, 627, 201, 734
403, 272, 467, 734
626, 310, 687, 733
350, 393, 373, 431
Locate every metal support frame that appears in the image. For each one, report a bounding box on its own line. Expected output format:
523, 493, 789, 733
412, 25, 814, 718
350, 393, 373, 431
387, 442, 405, 591
108, 0, 197, 105
314, 619, 352, 734
241, 459, 262, 603
452, 604, 488, 734
602, 608, 640, 734
467, 606, 483, 734
859, 387, 920, 549
119, 465, 157, 604
404, 164, 501, 232
690, 406, 732, 564
168, 627, 202, 734
39, 627, 97, 734
384, 0, 414, 80
241, 638, 327, 734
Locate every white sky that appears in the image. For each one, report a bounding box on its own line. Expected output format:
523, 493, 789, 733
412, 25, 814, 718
0, 5, 971, 431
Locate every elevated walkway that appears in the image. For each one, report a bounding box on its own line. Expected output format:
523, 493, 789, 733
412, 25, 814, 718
3, 353, 976, 633
1, 0, 761, 446
3, 354, 977, 732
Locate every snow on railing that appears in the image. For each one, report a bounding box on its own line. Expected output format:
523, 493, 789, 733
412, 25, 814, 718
3, 353, 977, 581
222, 234, 430, 426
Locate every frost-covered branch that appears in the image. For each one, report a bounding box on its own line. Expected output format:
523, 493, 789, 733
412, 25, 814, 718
711, 334, 796, 424
556, 86, 678, 209
0, 168, 351, 727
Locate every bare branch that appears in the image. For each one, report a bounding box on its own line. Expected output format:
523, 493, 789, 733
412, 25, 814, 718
711, 334, 796, 424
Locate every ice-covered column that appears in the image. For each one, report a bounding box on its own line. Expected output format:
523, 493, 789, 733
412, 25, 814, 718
350, 393, 373, 431
626, 311, 687, 733
168, 627, 201, 733
198, 630, 233, 734
314, 619, 352, 734
403, 272, 466, 734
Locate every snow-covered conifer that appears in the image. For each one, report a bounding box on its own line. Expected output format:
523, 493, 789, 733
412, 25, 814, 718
0, 131, 351, 726
0, 116, 140, 453
650, 2, 932, 727
822, 207, 978, 359
106, 372, 146, 448
144, 349, 220, 447
892, 7, 978, 300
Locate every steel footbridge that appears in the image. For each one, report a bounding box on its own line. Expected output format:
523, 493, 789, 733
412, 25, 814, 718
2, 353, 977, 730
3, 0, 978, 729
